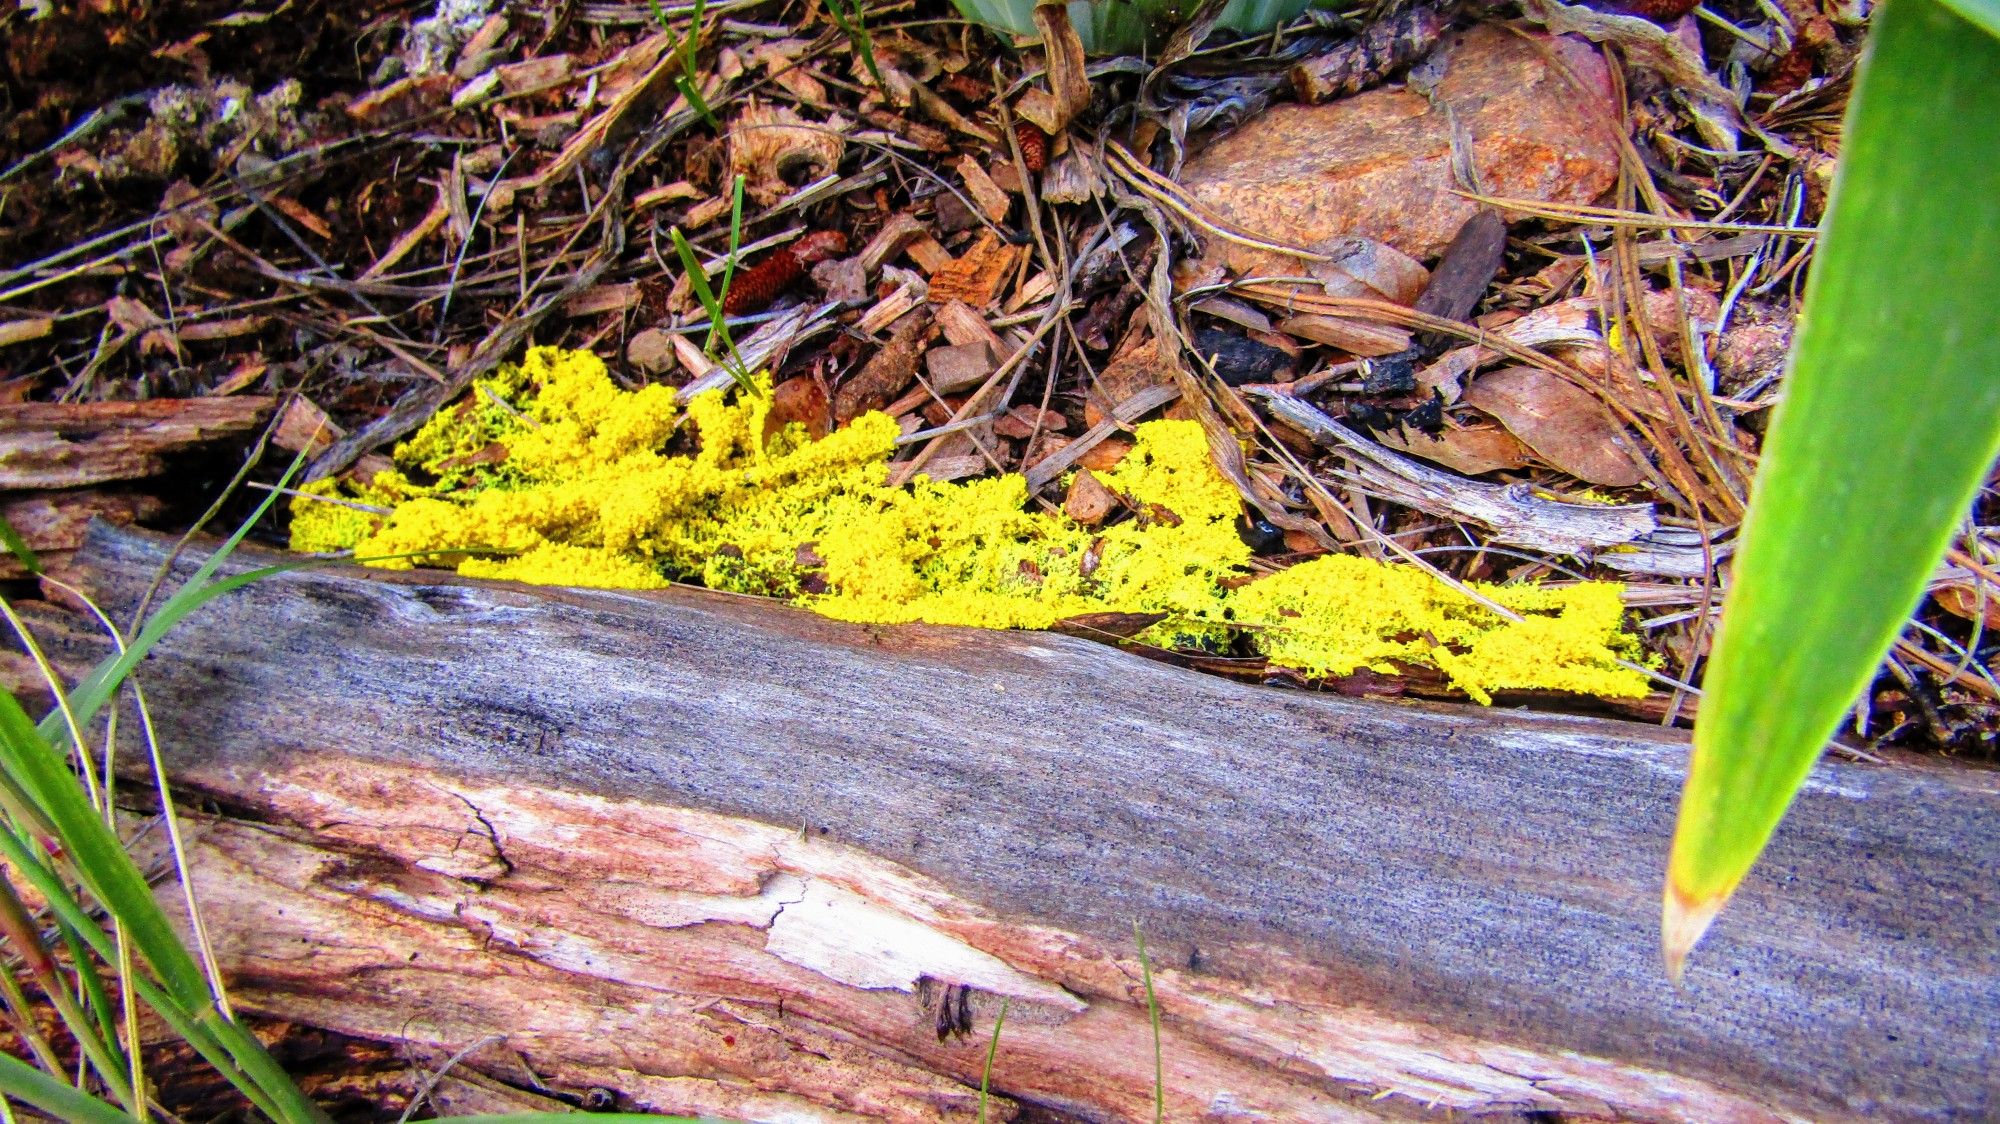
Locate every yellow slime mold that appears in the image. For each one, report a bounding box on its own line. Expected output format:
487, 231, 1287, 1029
292, 346, 1650, 701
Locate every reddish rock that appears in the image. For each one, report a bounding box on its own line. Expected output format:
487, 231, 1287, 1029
1179, 26, 1620, 278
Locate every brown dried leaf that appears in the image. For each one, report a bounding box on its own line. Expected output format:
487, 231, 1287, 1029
1310, 237, 1430, 305
926, 342, 999, 395
1935, 582, 2000, 628
1462, 366, 1645, 486
1375, 421, 1533, 475
1028, 5, 1091, 132
1276, 314, 1412, 357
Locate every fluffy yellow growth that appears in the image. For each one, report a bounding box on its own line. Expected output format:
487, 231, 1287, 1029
291, 346, 1650, 701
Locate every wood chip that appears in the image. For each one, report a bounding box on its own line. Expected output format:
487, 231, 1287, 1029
1064, 469, 1121, 526
860, 213, 928, 273
273, 397, 342, 456
835, 309, 932, 424
0, 397, 276, 489
923, 233, 1020, 311
0, 318, 55, 347
954, 155, 1012, 224
564, 283, 640, 317
906, 234, 955, 274
925, 342, 999, 395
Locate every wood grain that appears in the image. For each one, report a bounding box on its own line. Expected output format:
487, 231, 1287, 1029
0, 397, 275, 488
51, 523, 2000, 1121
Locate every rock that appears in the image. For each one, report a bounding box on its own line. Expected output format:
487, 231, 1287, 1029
626, 328, 677, 374
1179, 26, 1619, 279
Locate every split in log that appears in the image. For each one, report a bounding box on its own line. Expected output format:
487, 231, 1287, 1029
31, 523, 2000, 1122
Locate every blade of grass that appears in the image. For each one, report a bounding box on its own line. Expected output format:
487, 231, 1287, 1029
0, 790, 295, 1124
977, 997, 1010, 1124
670, 226, 758, 396
1132, 920, 1163, 1124
720, 173, 745, 300
1667, 0, 2000, 973
0, 516, 39, 577
1936, 0, 2000, 37
0, 1052, 135, 1124
825, 0, 885, 89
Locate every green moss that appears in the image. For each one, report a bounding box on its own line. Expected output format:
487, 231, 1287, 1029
291, 346, 1651, 701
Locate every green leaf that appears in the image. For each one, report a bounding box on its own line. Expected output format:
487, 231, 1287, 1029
0, 514, 40, 576
670, 227, 758, 397
1666, 0, 2000, 972
825, 0, 885, 89
0, 1050, 134, 1124
1935, 0, 2000, 39
453, 1117, 719, 1122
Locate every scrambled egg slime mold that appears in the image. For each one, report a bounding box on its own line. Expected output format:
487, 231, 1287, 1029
291, 347, 1651, 702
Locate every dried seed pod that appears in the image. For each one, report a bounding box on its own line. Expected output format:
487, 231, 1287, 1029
720, 231, 850, 316
1013, 121, 1048, 174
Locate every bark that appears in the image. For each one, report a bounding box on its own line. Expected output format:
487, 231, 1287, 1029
35, 523, 2000, 1122
0, 398, 275, 488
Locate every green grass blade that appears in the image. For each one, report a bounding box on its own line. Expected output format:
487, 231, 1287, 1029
719, 174, 745, 302
1667, 0, 2000, 972
825, 0, 885, 88
0, 516, 40, 577
456, 1104, 728, 1112
0, 1051, 134, 1124
977, 997, 1009, 1123
0, 689, 212, 1006
670, 227, 757, 396
1935, 0, 2000, 38
1132, 921, 1163, 1124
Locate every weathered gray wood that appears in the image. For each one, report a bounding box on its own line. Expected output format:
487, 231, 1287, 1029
62, 522, 2000, 1121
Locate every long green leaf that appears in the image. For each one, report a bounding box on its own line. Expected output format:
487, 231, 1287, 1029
1935, 0, 2000, 38
1666, 0, 2000, 972
458, 1104, 724, 1112
0, 1051, 134, 1124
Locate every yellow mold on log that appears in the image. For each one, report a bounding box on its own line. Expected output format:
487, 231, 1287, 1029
292, 346, 1650, 701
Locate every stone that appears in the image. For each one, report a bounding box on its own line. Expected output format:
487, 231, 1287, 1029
1178, 26, 1619, 279
626, 328, 677, 374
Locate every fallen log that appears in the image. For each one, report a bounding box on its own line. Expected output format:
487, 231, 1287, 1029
37, 523, 2000, 1122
